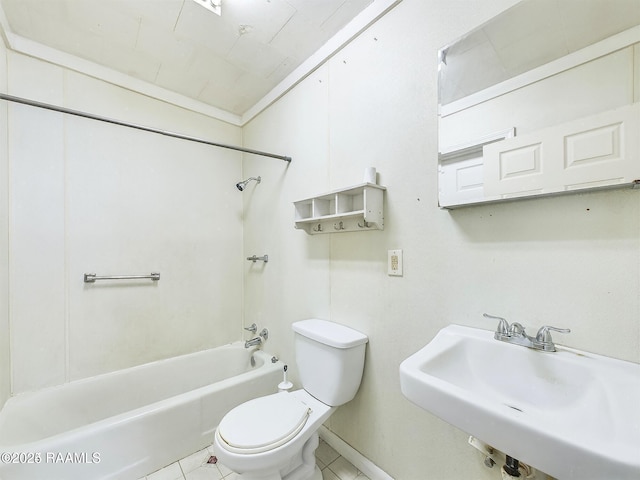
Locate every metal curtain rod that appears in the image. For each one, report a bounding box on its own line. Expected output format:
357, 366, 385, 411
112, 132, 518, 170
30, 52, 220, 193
0, 93, 292, 162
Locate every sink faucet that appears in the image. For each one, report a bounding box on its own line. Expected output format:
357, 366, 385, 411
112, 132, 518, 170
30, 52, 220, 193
483, 313, 570, 352
244, 327, 269, 349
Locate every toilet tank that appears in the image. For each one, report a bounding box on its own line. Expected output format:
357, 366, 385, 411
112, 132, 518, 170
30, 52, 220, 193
292, 319, 368, 407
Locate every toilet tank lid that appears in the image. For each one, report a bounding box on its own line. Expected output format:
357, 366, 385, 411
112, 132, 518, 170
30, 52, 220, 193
292, 319, 368, 348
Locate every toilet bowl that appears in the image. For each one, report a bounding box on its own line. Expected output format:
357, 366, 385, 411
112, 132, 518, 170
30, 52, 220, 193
213, 319, 368, 480
214, 390, 334, 480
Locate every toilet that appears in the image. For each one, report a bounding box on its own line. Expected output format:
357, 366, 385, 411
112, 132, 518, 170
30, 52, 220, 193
213, 319, 368, 480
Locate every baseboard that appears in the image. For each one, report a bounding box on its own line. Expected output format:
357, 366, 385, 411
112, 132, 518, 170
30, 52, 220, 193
318, 425, 394, 480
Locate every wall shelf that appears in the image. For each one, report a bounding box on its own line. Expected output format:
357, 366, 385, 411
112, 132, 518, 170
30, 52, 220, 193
294, 183, 386, 234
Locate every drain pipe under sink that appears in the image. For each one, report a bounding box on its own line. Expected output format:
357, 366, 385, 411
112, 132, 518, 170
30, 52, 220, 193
468, 437, 541, 479
503, 456, 521, 479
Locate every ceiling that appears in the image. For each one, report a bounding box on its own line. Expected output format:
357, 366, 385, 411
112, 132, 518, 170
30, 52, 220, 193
439, 0, 640, 105
0, 0, 375, 118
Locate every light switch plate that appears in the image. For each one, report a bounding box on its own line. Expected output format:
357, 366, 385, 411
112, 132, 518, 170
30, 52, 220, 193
388, 249, 403, 276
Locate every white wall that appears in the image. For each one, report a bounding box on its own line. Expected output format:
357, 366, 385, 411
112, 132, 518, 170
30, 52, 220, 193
241, 64, 332, 363
6, 52, 245, 393
242, 0, 640, 478
0, 27, 10, 409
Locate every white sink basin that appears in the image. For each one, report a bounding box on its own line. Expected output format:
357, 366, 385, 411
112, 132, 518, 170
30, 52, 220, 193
399, 325, 640, 479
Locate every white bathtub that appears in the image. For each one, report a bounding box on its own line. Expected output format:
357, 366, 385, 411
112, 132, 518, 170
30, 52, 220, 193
0, 343, 283, 480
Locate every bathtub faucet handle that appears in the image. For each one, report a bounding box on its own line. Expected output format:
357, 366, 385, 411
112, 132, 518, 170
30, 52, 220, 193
244, 328, 269, 349
244, 323, 257, 334
260, 328, 269, 341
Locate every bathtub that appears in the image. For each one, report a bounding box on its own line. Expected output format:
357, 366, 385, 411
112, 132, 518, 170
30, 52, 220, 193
0, 343, 283, 480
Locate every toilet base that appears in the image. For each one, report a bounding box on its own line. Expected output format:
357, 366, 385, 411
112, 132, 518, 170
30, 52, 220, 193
310, 465, 322, 480
228, 432, 322, 480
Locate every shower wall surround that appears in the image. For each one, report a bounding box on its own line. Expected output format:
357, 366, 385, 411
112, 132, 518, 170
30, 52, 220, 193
5, 51, 244, 394
241, 0, 640, 479
0, 32, 10, 409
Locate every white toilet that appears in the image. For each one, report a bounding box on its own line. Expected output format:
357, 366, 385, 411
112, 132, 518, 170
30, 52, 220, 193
213, 319, 368, 480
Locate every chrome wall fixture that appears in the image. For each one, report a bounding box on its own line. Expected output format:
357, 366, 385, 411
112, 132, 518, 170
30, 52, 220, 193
0, 93, 292, 162
236, 176, 261, 191
84, 272, 161, 283
246, 255, 268, 263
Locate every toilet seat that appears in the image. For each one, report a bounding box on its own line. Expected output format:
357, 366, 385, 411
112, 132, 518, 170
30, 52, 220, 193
217, 393, 311, 454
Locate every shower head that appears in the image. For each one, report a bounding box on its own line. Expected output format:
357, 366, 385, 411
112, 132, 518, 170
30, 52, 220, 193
236, 176, 261, 191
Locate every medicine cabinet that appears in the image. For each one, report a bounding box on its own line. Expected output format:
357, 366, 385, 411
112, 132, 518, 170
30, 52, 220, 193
437, 0, 640, 208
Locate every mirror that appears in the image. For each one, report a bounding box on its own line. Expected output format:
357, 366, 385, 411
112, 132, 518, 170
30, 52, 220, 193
437, 0, 640, 208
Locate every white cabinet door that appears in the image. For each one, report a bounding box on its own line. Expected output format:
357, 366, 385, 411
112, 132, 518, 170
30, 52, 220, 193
438, 156, 486, 206
484, 103, 640, 199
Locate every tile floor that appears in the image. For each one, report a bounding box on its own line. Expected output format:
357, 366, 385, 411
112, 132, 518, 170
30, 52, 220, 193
138, 438, 371, 480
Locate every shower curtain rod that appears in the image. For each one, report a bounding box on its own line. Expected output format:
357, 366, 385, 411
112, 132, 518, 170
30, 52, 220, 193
0, 93, 292, 162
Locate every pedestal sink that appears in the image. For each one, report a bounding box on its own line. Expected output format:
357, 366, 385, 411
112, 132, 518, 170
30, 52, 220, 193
399, 325, 640, 479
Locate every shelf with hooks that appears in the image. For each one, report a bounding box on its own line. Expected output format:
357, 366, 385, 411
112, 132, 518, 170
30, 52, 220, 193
293, 183, 386, 234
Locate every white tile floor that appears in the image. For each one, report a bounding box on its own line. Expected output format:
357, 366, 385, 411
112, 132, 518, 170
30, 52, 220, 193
138, 439, 370, 480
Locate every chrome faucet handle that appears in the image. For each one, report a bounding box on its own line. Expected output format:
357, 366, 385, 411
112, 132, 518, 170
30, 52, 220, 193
483, 313, 509, 335
244, 323, 257, 334
508, 322, 526, 336
259, 328, 269, 341
535, 326, 571, 343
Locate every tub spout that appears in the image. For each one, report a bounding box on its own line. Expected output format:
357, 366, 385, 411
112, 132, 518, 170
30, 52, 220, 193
244, 337, 263, 348
244, 328, 269, 349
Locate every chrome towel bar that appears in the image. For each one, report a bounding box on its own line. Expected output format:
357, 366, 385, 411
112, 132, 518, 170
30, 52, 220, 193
84, 272, 160, 283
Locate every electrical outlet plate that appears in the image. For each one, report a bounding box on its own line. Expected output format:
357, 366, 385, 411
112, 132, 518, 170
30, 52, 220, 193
388, 249, 403, 276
